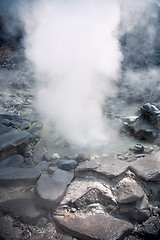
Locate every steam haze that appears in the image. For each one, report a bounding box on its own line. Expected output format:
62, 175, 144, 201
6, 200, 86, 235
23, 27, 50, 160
23, 0, 122, 147
1, 0, 159, 151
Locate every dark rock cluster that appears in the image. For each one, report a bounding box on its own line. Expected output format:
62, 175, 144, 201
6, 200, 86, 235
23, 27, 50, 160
122, 103, 160, 142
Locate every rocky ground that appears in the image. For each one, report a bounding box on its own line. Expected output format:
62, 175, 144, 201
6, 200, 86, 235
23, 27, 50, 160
1, 2, 160, 234
0, 44, 160, 240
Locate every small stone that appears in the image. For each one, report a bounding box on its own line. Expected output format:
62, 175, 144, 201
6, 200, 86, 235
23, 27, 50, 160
75, 154, 89, 163
52, 169, 74, 185
114, 177, 144, 204
52, 153, 60, 159
134, 144, 144, 153
36, 174, 67, 209
58, 159, 78, 171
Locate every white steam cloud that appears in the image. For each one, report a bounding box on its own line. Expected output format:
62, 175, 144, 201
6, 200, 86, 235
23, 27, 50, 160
23, 0, 122, 147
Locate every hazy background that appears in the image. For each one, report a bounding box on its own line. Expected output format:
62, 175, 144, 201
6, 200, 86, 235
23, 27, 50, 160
0, 0, 159, 152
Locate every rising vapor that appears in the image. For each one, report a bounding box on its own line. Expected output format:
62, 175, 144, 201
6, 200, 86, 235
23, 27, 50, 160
22, 0, 122, 147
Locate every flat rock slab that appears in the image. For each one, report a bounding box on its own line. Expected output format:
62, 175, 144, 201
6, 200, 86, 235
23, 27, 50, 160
61, 179, 116, 206
130, 152, 160, 181
0, 124, 30, 157
52, 169, 74, 186
0, 167, 41, 186
114, 177, 144, 203
53, 208, 133, 240
36, 174, 67, 209
76, 157, 129, 178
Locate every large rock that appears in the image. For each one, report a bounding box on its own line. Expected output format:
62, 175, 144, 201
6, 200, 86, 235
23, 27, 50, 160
52, 169, 74, 186
121, 104, 160, 141
36, 174, 67, 209
0, 112, 29, 129
0, 123, 30, 159
61, 180, 116, 208
114, 177, 144, 203
140, 103, 160, 125
76, 156, 129, 179
119, 196, 151, 223
0, 167, 41, 186
130, 152, 160, 181
53, 206, 133, 240
0, 185, 46, 224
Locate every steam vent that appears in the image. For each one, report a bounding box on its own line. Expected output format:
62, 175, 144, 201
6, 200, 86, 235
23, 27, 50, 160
0, 0, 160, 239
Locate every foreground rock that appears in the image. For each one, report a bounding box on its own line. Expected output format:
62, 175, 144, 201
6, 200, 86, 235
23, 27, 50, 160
114, 177, 144, 203
0, 167, 41, 186
53, 206, 133, 240
76, 156, 129, 179
36, 174, 67, 209
130, 152, 160, 181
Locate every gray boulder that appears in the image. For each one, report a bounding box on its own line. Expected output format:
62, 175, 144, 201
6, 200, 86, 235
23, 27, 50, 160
53, 206, 133, 240
76, 156, 129, 179
36, 174, 67, 209
114, 177, 144, 204
121, 103, 160, 141
0, 123, 30, 159
130, 152, 160, 181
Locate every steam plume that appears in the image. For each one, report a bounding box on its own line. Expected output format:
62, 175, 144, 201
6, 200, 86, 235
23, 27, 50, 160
22, 0, 122, 147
